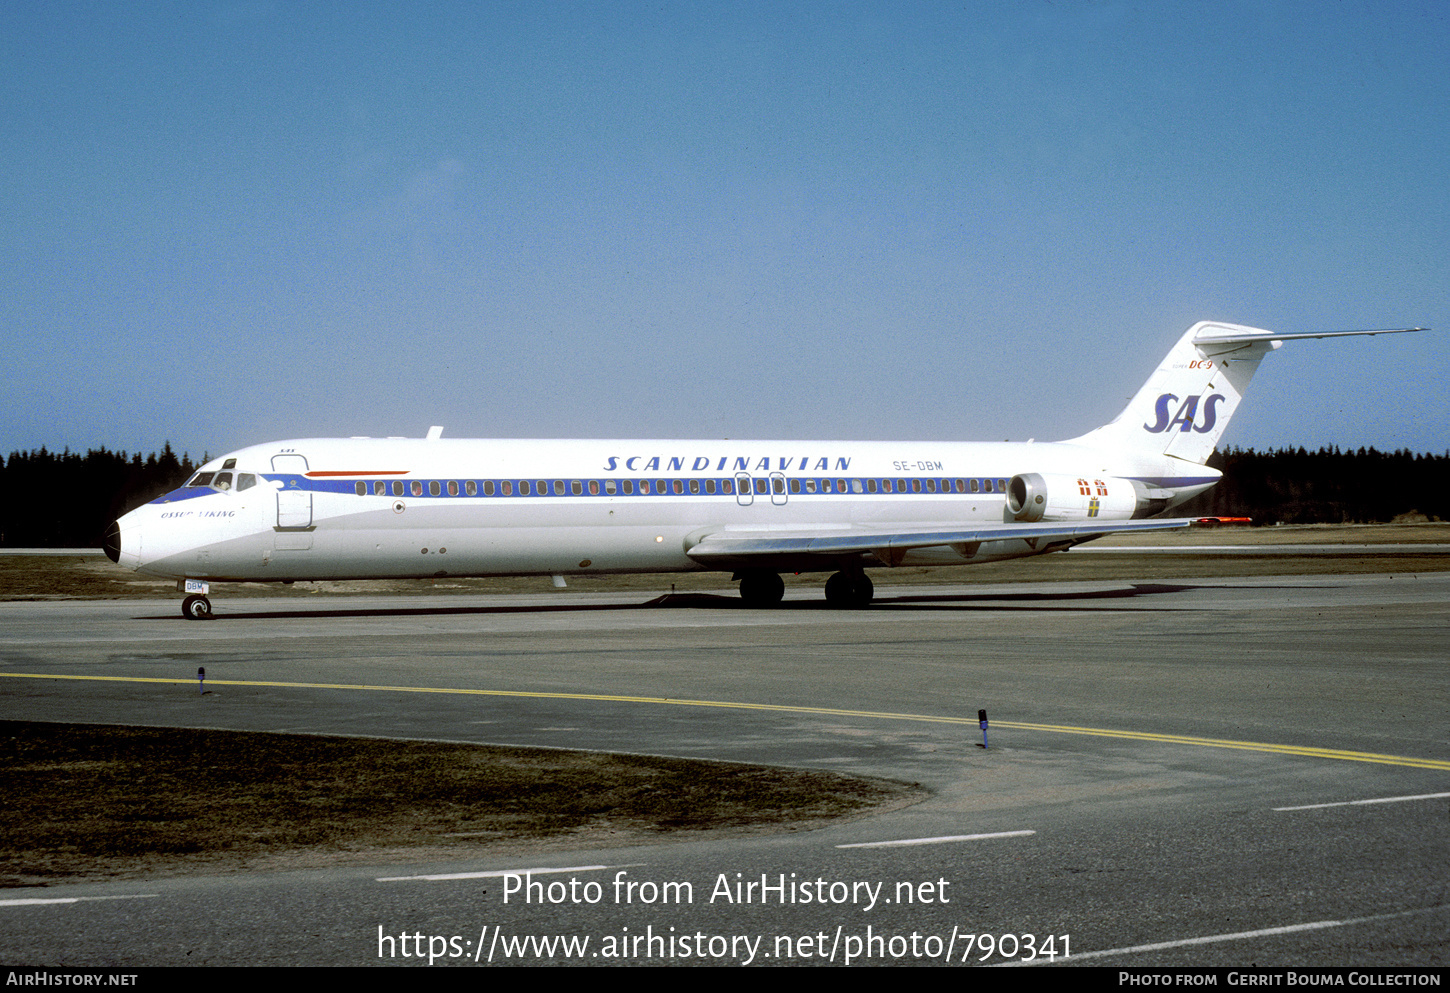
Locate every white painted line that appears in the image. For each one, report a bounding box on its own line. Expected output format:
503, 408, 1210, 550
837, 830, 1035, 849
993, 905, 1447, 966
0, 894, 158, 907
1275, 791, 1450, 811
377, 863, 633, 882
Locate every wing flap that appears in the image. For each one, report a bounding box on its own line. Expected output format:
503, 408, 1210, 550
685, 518, 1193, 565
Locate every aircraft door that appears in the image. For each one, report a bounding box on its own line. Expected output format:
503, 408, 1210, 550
276, 489, 313, 529
271, 453, 314, 534
735, 472, 753, 506
769, 472, 788, 506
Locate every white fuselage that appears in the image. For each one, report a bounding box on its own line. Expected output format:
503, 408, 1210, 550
106, 322, 1420, 594
111, 435, 1217, 583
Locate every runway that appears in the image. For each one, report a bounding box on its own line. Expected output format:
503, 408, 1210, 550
1, 573, 1447, 967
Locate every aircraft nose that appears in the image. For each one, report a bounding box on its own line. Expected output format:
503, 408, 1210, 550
105, 514, 143, 570
103, 520, 122, 564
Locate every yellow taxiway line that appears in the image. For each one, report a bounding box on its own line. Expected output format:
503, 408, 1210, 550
4, 671, 1447, 771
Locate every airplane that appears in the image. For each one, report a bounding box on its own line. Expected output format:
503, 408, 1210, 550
103, 321, 1423, 619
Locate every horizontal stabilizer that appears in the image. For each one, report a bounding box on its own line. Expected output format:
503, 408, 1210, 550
1192, 326, 1425, 346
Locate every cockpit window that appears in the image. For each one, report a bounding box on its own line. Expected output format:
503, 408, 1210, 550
213, 472, 233, 491
222, 458, 237, 470
236, 473, 256, 492
190, 472, 215, 487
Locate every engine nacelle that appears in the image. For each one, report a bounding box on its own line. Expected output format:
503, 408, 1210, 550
1007, 473, 1144, 522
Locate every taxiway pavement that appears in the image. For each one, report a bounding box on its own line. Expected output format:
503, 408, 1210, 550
2, 573, 1446, 967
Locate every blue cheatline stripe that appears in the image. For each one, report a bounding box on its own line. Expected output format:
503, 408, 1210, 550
154, 473, 1216, 502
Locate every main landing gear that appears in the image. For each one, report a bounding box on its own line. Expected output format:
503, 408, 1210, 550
181, 594, 213, 620
735, 570, 875, 608
737, 570, 785, 607
824, 571, 874, 609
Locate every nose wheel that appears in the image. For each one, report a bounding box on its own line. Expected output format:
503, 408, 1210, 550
181, 594, 213, 620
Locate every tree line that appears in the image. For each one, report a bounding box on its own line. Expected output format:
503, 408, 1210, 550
0, 443, 1444, 548
0, 444, 201, 547
1176, 446, 1449, 524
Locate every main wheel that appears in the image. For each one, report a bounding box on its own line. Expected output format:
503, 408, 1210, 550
824, 572, 852, 606
825, 571, 873, 608
181, 594, 213, 620
738, 571, 785, 607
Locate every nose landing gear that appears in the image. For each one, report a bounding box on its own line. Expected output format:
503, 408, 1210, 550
181, 594, 213, 620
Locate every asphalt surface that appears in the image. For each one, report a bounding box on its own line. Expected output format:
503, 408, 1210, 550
1, 572, 1446, 968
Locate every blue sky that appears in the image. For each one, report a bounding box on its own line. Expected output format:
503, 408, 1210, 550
2, 1, 1445, 462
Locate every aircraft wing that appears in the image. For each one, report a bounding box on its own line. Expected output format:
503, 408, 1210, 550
685, 518, 1194, 568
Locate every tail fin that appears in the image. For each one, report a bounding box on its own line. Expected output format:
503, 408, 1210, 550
1065, 321, 1424, 465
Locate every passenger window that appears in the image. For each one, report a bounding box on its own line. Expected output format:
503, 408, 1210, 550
519, 480, 531, 496
446, 481, 458, 496
604, 480, 617, 495
555, 479, 565, 495
866, 479, 877, 493
925, 479, 936, 493
483, 480, 495, 496
673, 479, 684, 495
970, 478, 980, 493
705, 479, 717, 495
805, 478, 816, 494
465, 481, 477, 496
622, 480, 634, 495
754, 478, 768, 495
572, 480, 583, 495
789, 478, 800, 494
911, 479, 922, 492
502, 480, 513, 496
851, 479, 864, 493
355, 481, 367, 496
587, 480, 598, 495
689, 479, 699, 495
537, 479, 548, 495
722, 479, 734, 494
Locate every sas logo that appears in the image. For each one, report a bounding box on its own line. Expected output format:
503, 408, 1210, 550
1143, 393, 1226, 434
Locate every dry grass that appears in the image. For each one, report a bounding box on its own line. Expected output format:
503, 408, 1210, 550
0, 722, 922, 885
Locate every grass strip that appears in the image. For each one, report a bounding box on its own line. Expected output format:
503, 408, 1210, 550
0, 721, 920, 884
